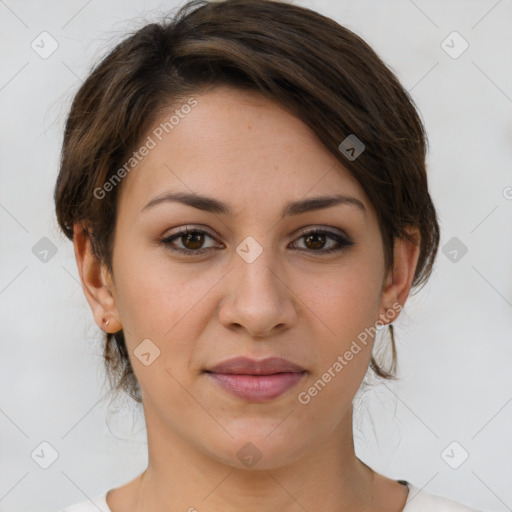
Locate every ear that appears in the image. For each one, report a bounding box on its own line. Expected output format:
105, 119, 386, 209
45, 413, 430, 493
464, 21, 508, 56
378, 226, 421, 323
72, 223, 122, 333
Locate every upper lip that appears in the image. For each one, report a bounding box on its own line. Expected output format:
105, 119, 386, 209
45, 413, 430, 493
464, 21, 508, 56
205, 356, 306, 375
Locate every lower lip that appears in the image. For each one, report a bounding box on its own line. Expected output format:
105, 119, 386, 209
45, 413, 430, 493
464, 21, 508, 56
207, 372, 306, 402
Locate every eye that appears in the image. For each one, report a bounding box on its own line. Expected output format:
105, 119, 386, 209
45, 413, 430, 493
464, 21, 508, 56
160, 226, 353, 256
290, 228, 353, 254
160, 227, 223, 255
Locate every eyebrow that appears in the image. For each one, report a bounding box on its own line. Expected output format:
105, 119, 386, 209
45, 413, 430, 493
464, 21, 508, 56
141, 191, 366, 217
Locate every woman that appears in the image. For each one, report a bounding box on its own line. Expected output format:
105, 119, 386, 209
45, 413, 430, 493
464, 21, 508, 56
55, 0, 481, 510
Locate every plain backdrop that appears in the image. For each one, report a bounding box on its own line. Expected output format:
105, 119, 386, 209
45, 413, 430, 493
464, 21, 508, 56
1, 0, 511, 511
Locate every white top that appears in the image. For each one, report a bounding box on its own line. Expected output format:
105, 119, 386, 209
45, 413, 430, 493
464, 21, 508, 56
59, 481, 483, 511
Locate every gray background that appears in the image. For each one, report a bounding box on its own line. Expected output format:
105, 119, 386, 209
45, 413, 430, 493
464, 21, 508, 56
0, 0, 511, 511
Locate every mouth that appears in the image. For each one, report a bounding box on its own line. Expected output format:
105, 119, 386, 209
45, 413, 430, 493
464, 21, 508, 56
204, 356, 307, 402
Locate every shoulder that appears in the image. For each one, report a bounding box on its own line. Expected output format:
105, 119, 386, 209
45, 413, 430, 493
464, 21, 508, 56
59, 490, 111, 512
403, 482, 484, 512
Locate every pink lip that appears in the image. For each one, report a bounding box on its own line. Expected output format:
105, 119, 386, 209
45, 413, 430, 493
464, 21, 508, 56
205, 357, 307, 402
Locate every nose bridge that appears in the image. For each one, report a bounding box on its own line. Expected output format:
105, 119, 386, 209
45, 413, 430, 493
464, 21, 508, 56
234, 238, 283, 302
219, 237, 296, 336
244, 252, 278, 288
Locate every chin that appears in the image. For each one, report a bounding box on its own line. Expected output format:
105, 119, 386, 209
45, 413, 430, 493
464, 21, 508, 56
200, 428, 308, 471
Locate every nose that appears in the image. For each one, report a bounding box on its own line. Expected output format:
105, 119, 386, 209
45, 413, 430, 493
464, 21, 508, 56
218, 246, 297, 338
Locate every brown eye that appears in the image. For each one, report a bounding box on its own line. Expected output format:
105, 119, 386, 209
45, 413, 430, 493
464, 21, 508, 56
161, 226, 352, 257
161, 227, 221, 254
304, 232, 326, 250
291, 229, 353, 254
181, 231, 205, 250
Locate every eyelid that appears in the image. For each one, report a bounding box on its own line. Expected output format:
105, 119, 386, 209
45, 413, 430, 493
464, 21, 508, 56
293, 224, 350, 239
288, 227, 353, 253
160, 225, 224, 254
160, 224, 353, 256
162, 224, 350, 243
162, 224, 219, 240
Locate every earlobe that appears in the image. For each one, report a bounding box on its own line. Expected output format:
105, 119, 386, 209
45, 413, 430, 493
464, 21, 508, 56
379, 226, 421, 321
72, 223, 122, 332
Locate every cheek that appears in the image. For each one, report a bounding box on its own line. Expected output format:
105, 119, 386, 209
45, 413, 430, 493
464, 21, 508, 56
113, 239, 176, 321
112, 240, 222, 354
306, 284, 377, 387
111, 248, 210, 397
299, 255, 384, 397
294, 275, 380, 415
306, 262, 383, 340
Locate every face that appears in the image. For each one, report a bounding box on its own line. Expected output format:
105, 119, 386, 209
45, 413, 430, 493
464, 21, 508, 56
83, 86, 415, 470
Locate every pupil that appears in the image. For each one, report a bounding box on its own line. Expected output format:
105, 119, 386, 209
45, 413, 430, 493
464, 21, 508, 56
184, 232, 204, 250
180, 232, 329, 251
305, 233, 325, 249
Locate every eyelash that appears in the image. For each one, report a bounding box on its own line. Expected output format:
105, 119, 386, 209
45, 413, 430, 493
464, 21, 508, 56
159, 227, 353, 256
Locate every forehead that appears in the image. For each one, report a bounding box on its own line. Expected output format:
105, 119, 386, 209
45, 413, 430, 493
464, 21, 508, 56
116, 85, 370, 217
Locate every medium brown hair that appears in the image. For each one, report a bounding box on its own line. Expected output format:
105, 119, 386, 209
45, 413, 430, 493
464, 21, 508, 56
54, 0, 440, 404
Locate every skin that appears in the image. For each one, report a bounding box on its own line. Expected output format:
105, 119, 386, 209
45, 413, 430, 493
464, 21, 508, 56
74, 85, 420, 512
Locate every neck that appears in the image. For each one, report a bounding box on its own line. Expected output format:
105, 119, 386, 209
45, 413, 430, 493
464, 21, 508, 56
130, 403, 377, 512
